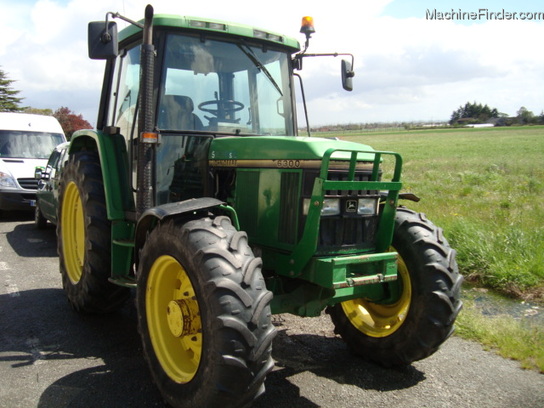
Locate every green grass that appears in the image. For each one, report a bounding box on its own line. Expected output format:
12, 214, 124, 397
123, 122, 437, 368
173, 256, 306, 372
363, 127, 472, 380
331, 126, 544, 371
338, 126, 544, 297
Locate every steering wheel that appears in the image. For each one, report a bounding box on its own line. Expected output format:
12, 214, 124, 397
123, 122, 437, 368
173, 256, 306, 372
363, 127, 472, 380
198, 99, 245, 118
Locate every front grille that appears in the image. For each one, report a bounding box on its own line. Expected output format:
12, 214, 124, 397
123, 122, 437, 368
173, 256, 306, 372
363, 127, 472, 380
17, 178, 38, 190
319, 215, 378, 249
325, 171, 376, 195
302, 168, 380, 254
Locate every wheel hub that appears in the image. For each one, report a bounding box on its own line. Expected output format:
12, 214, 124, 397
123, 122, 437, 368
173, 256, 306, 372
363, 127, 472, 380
166, 299, 199, 338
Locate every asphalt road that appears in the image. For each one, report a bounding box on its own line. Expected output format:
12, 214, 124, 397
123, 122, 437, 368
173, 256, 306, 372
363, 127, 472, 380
1, 212, 543, 408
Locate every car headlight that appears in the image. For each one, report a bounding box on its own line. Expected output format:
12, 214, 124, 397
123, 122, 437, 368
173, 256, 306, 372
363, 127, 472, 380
357, 198, 379, 215
0, 171, 17, 188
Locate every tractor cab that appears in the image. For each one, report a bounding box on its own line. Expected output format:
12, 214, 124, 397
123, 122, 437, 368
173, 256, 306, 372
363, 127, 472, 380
92, 15, 301, 206
112, 30, 297, 137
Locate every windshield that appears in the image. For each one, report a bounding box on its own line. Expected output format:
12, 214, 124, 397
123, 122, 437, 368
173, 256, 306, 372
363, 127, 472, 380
158, 33, 295, 136
0, 131, 65, 159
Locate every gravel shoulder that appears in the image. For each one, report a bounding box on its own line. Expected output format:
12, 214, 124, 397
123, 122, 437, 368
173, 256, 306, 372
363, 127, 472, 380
256, 313, 544, 408
1, 215, 543, 408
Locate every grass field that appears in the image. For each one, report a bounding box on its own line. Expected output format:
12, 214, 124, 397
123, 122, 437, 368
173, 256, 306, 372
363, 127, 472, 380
336, 126, 544, 299
333, 126, 544, 372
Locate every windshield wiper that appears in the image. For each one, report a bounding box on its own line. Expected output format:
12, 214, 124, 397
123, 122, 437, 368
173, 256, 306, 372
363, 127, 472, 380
237, 43, 283, 96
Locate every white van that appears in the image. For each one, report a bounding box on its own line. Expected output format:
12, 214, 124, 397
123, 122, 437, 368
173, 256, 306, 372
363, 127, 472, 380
0, 113, 66, 215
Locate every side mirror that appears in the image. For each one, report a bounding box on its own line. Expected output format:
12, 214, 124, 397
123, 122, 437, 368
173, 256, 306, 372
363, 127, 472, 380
293, 56, 303, 71
88, 21, 118, 59
341, 59, 355, 91
34, 166, 45, 180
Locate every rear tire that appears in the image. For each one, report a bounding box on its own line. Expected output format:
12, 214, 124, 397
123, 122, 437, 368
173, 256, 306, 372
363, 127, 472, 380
328, 207, 463, 366
57, 151, 130, 313
137, 216, 275, 408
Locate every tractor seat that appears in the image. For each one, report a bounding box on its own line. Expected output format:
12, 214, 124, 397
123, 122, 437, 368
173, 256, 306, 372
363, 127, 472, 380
159, 95, 203, 131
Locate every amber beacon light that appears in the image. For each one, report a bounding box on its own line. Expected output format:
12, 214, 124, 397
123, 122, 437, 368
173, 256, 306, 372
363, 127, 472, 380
300, 16, 315, 38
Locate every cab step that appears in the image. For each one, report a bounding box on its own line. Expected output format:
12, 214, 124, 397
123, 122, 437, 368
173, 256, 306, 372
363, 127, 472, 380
108, 276, 137, 288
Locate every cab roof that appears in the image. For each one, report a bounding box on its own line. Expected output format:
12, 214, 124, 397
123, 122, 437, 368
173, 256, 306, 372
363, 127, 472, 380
118, 14, 301, 53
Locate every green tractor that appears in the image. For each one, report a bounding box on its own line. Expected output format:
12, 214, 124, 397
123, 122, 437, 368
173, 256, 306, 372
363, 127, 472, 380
58, 5, 462, 407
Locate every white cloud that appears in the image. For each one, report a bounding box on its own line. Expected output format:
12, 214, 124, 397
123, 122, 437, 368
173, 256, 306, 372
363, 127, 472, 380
303, 13, 544, 124
0, 3, 32, 54
1, 0, 542, 125
30, 0, 66, 44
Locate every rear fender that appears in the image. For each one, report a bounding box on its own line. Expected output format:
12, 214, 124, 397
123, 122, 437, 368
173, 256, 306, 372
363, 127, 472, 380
68, 130, 133, 220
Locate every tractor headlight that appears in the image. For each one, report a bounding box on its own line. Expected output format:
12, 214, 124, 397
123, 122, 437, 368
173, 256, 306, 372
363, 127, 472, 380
302, 198, 341, 216
0, 171, 17, 189
357, 198, 379, 215
321, 198, 340, 216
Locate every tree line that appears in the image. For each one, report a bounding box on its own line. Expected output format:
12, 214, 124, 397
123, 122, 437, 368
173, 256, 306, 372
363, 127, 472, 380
312, 102, 544, 133
0, 67, 91, 139
450, 101, 544, 126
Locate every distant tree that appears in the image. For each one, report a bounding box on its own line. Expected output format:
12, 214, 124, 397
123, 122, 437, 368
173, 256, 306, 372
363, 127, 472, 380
24, 107, 53, 116
53, 107, 92, 140
516, 106, 535, 125
449, 101, 499, 125
0, 68, 25, 112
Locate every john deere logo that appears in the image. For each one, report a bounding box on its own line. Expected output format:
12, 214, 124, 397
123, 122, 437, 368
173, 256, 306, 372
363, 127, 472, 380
346, 200, 357, 212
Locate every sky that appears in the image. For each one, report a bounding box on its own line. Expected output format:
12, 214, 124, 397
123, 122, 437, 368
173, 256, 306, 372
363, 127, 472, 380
1, 0, 543, 126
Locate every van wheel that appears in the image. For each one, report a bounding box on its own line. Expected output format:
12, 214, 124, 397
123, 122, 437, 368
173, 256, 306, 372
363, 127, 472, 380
35, 205, 48, 229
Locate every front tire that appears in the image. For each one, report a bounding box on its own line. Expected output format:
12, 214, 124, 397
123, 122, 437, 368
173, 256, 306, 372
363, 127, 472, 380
57, 151, 130, 313
328, 207, 463, 366
137, 216, 275, 408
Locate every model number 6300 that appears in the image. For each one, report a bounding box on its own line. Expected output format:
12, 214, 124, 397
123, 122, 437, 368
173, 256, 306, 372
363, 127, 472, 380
276, 159, 301, 168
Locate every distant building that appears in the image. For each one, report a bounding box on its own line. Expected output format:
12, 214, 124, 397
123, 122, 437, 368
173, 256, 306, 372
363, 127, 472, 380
465, 123, 494, 128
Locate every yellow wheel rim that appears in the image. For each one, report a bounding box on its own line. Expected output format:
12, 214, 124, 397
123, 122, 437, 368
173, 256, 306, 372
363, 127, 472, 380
341, 251, 412, 338
61, 181, 85, 284
146, 255, 202, 383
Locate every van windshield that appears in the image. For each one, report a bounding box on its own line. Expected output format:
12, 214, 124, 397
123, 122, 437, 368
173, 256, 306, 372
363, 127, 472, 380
0, 131, 65, 159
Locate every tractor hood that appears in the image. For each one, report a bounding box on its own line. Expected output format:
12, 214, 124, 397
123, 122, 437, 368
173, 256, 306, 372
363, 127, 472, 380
208, 136, 376, 168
